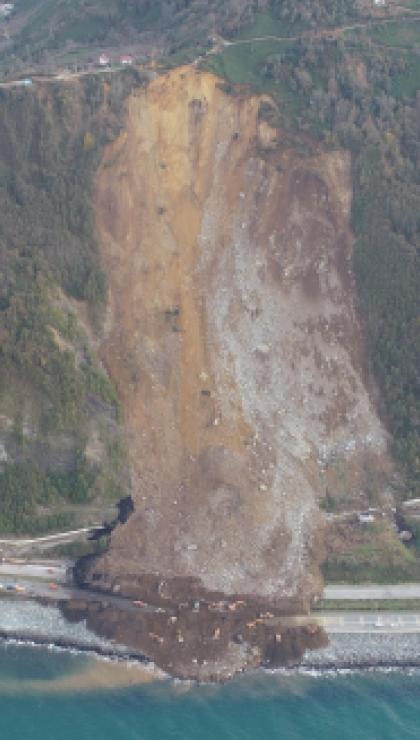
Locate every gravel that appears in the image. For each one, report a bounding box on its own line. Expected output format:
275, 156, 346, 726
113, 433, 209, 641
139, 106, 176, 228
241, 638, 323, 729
0, 598, 116, 649
303, 632, 420, 668
3, 598, 420, 673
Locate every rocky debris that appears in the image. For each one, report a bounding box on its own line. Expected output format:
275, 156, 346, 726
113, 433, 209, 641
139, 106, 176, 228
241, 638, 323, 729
60, 595, 327, 682
303, 632, 420, 669
85, 65, 398, 679
92, 66, 393, 611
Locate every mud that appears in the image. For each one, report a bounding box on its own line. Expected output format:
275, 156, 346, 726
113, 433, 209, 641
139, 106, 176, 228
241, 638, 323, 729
61, 596, 327, 682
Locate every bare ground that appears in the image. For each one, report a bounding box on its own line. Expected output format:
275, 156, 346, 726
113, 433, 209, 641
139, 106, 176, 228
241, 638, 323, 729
80, 66, 395, 678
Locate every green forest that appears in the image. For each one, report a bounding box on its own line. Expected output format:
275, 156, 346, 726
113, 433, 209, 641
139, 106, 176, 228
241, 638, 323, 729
0, 73, 138, 532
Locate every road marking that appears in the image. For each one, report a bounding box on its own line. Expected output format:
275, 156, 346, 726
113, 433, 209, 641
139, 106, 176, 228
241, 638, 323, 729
314, 611, 420, 634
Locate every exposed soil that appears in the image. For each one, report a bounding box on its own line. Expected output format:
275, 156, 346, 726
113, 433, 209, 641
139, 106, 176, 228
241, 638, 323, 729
80, 66, 394, 679
61, 595, 327, 682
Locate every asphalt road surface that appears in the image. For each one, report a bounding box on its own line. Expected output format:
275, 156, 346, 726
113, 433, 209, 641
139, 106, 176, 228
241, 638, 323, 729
0, 561, 69, 583
3, 561, 420, 633
0, 559, 167, 615
317, 611, 420, 634
324, 584, 420, 600
0, 527, 101, 546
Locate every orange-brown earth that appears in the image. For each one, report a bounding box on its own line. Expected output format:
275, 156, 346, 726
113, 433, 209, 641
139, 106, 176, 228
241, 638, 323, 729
76, 66, 393, 678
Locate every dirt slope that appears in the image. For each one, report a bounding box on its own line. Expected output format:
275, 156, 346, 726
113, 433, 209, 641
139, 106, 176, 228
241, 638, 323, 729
88, 67, 390, 610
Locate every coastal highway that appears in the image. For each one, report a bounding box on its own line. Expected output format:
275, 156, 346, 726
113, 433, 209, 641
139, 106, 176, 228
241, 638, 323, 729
324, 584, 420, 600
0, 559, 165, 614
4, 584, 420, 635
3, 560, 420, 634
0, 576, 160, 616
316, 611, 420, 634
0, 561, 69, 582
0, 526, 102, 547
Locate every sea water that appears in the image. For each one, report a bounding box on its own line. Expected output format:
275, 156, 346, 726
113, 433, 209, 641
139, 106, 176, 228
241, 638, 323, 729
0, 643, 420, 740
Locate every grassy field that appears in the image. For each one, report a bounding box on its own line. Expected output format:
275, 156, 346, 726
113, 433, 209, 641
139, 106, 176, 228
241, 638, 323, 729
323, 521, 420, 585
231, 12, 307, 41
391, 50, 420, 97
204, 39, 294, 89
203, 38, 304, 123
18, 0, 59, 41
163, 36, 211, 68
344, 19, 420, 99
368, 19, 420, 48
322, 555, 420, 584
323, 558, 420, 585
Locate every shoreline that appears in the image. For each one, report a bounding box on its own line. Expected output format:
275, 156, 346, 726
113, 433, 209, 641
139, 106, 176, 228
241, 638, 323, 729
302, 659, 420, 671
2, 594, 420, 681
3, 628, 420, 676
0, 629, 150, 664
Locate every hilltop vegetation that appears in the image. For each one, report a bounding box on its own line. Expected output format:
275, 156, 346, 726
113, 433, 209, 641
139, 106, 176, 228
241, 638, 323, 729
0, 0, 377, 76
0, 0, 250, 75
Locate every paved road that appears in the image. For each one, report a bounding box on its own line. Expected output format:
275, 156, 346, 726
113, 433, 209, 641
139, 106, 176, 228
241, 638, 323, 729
316, 611, 420, 634
0, 67, 124, 89
0, 559, 168, 615
0, 561, 69, 583
0, 527, 102, 546
0, 577, 148, 611
324, 584, 420, 600
4, 560, 420, 634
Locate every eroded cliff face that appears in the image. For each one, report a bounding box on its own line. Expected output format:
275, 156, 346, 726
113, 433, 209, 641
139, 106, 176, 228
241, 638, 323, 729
89, 67, 389, 608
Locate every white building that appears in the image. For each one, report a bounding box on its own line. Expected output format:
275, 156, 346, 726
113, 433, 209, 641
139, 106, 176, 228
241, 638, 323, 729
0, 4, 14, 17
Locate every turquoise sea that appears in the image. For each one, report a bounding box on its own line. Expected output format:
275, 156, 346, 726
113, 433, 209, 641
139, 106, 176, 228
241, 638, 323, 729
1, 643, 420, 739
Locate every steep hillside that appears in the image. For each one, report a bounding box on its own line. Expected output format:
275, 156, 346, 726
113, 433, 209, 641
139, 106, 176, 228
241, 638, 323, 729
0, 0, 418, 679
0, 72, 141, 533
81, 67, 391, 610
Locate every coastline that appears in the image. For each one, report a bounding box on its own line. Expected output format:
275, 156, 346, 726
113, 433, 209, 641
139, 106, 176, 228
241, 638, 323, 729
0, 629, 149, 664
301, 632, 420, 672
0, 597, 151, 665
3, 595, 420, 680
3, 627, 420, 676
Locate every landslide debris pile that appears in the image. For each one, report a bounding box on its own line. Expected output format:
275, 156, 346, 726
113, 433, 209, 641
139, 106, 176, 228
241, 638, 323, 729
71, 66, 392, 677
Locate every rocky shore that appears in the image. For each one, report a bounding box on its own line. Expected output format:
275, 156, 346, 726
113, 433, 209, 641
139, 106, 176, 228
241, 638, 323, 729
60, 595, 326, 682
0, 630, 148, 663
302, 632, 420, 671
3, 597, 420, 680
0, 597, 139, 659
3, 625, 420, 679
